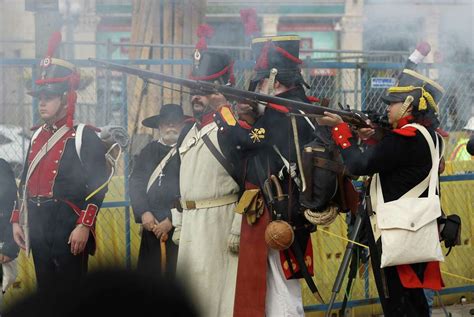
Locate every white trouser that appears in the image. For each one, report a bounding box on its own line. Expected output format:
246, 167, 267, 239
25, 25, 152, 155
266, 249, 305, 317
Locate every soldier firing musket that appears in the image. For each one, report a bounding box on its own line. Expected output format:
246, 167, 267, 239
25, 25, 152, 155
318, 41, 450, 317
88, 58, 372, 130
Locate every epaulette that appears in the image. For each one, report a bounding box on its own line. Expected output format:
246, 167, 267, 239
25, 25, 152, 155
30, 125, 42, 131
214, 105, 238, 128
392, 126, 417, 137
214, 106, 253, 132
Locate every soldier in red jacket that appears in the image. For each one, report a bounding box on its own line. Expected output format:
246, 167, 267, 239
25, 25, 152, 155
10, 32, 108, 290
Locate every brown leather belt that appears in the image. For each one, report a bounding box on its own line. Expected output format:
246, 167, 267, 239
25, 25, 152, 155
313, 157, 347, 175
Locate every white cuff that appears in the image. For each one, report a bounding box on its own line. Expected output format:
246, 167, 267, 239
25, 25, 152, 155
230, 213, 242, 236
171, 208, 182, 227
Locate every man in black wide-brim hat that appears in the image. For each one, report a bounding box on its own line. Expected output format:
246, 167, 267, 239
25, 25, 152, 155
129, 103, 189, 277
10, 32, 108, 290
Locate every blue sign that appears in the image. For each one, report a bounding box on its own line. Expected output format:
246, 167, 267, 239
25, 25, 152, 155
371, 77, 397, 89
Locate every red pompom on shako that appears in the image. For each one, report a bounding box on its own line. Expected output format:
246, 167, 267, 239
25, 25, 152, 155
190, 24, 235, 86
264, 220, 294, 250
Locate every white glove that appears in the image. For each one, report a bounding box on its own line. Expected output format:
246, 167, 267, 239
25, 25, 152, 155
171, 208, 182, 246
227, 232, 240, 253
172, 226, 181, 246
228, 213, 242, 253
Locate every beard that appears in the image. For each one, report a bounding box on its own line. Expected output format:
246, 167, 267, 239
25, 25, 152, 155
192, 100, 211, 119
161, 129, 179, 144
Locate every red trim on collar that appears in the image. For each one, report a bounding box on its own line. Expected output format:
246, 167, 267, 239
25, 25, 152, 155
393, 126, 417, 137
43, 116, 68, 132
395, 115, 414, 129
53, 116, 68, 128
393, 115, 417, 137
198, 112, 216, 128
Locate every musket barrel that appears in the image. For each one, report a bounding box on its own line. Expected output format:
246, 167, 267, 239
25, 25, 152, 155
89, 58, 369, 128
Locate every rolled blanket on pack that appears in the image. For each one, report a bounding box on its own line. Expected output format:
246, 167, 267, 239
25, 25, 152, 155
98, 125, 130, 149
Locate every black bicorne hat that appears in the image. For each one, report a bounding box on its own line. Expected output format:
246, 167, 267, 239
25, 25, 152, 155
250, 35, 303, 86
142, 104, 190, 129
381, 69, 445, 114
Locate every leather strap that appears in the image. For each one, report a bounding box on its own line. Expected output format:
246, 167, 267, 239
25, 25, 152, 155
202, 133, 238, 184
313, 157, 347, 175
146, 146, 177, 193
25, 125, 71, 187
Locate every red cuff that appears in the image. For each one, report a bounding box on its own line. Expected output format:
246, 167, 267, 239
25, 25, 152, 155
77, 204, 99, 227
267, 103, 289, 113
10, 209, 20, 224
331, 122, 352, 149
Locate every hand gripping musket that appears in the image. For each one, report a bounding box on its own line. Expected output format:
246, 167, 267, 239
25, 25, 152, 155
89, 59, 371, 128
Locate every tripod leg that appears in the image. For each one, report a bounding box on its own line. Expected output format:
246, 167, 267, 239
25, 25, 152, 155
362, 210, 391, 314
325, 211, 364, 317
339, 248, 360, 317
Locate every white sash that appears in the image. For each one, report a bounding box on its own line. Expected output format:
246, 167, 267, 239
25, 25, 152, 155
25, 125, 71, 184
375, 124, 444, 267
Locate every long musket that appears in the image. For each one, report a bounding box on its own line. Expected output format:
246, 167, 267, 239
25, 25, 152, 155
89, 58, 370, 128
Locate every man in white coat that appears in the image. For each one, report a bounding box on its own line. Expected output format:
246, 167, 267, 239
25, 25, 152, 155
171, 48, 243, 317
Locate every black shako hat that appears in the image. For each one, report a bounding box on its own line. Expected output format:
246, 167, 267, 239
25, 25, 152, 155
28, 61, 78, 97
189, 24, 234, 86
250, 35, 303, 85
381, 69, 445, 113
142, 104, 189, 129
28, 31, 80, 127
28, 32, 79, 97
190, 50, 234, 85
